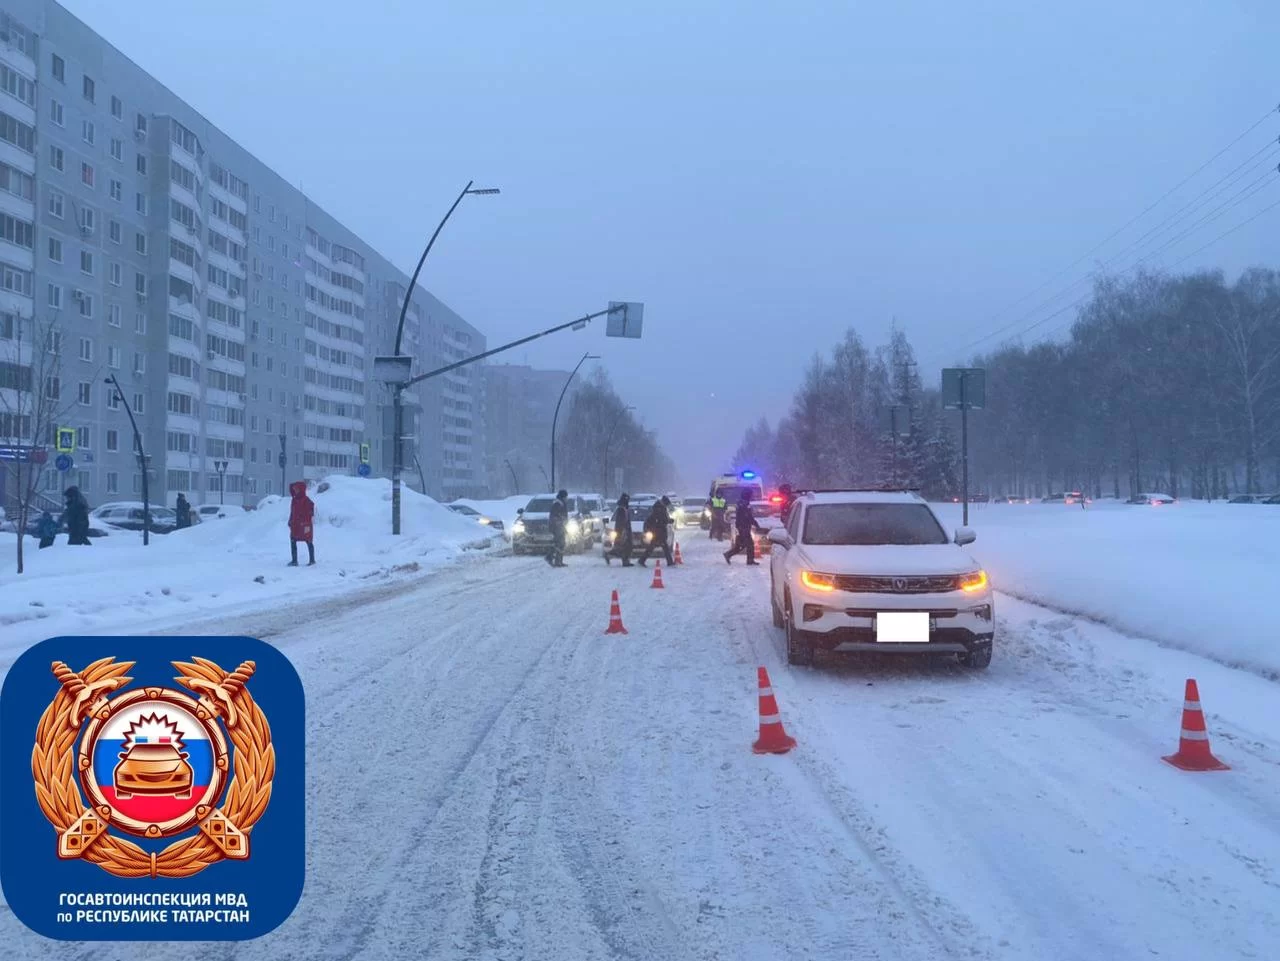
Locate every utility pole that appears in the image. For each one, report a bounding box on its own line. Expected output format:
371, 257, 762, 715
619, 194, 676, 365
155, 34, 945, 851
278, 433, 286, 495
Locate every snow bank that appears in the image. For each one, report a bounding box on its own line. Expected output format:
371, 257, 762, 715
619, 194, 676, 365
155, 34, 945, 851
0, 476, 500, 660
933, 500, 1280, 678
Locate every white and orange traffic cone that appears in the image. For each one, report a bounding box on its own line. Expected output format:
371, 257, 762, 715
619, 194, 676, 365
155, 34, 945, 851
673, 542, 684, 565
603, 589, 628, 635
1163, 678, 1229, 771
650, 558, 665, 589
752, 667, 796, 754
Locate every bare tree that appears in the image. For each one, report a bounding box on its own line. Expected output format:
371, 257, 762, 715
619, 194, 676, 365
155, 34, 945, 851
0, 312, 77, 573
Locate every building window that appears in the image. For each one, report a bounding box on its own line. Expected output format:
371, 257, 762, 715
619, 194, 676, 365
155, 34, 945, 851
106, 472, 119, 494
80, 250, 93, 275
110, 137, 122, 161
109, 220, 121, 244
133, 350, 145, 373
49, 145, 63, 171
135, 272, 147, 296
78, 337, 92, 362
107, 345, 121, 369
0, 112, 34, 154
76, 427, 91, 450
47, 237, 62, 263
135, 233, 147, 256
81, 162, 95, 188
268, 204, 275, 222
109, 179, 121, 201
136, 193, 148, 216
82, 120, 94, 144
48, 189, 64, 218
108, 303, 121, 326
136, 113, 147, 135
77, 292, 93, 317
82, 75, 95, 103
109, 262, 121, 286
133, 393, 144, 413
79, 206, 95, 233
52, 54, 65, 83
0, 161, 33, 201
50, 99, 63, 126
136, 154, 147, 175
106, 429, 119, 451
77, 381, 91, 405
105, 385, 120, 409
110, 95, 122, 119
47, 284, 61, 309
134, 313, 146, 335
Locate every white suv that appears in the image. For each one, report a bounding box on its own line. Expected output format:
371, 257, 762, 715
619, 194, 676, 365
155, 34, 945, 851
768, 491, 994, 668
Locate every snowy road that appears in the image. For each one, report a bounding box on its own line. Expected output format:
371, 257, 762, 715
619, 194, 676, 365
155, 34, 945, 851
4, 536, 1280, 960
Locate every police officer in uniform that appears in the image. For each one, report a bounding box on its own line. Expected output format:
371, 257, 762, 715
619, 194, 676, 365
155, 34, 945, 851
724, 490, 763, 565
546, 489, 570, 567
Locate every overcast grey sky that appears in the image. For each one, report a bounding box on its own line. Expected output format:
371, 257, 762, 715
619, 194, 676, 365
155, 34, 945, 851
61, 0, 1280, 490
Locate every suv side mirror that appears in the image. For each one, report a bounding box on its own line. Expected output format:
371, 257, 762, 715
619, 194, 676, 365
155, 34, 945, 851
516, 508, 524, 516
767, 527, 792, 549
955, 527, 976, 546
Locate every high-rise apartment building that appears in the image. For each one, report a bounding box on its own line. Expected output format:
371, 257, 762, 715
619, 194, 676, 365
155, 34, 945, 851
0, 1, 486, 512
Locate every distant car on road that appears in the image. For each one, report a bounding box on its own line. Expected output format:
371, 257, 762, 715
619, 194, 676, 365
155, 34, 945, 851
1126, 492, 1175, 506
768, 490, 993, 669
1229, 493, 1275, 504
681, 496, 709, 529
446, 503, 505, 532
90, 503, 178, 534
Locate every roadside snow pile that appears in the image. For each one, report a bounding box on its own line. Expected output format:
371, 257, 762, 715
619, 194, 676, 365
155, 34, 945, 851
0, 476, 499, 661
934, 500, 1280, 677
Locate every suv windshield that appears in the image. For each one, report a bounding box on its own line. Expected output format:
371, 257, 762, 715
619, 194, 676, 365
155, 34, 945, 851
716, 484, 763, 504
802, 503, 949, 546
524, 498, 556, 513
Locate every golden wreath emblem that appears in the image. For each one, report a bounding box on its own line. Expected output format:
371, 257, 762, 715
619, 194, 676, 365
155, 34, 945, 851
31, 657, 274, 879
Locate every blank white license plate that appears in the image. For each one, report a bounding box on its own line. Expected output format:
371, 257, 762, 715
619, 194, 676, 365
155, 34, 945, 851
876, 612, 931, 643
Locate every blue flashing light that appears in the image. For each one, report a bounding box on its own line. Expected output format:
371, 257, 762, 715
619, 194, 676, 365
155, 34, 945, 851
740, 470, 757, 480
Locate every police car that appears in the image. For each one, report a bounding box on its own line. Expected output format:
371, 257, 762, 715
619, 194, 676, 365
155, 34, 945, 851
767, 489, 994, 669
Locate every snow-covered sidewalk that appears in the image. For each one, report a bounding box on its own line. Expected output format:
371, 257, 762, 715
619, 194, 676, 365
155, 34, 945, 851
934, 500, 1280, 678
0, 476, 500, 663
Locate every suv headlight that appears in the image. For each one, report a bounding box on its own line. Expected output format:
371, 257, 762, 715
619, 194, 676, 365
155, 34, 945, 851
643, 531, 653, 543
566, 520, 580, 537
959, 570, 988, 593
800, 571, 837, 593
512, 520, 525, 534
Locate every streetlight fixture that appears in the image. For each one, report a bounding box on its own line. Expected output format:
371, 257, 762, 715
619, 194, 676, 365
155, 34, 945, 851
383, 180, 499, 536
602, 405, 634, 500
550, 352, 599, 491
214, 459, 228, 505
105, 375, 150, 546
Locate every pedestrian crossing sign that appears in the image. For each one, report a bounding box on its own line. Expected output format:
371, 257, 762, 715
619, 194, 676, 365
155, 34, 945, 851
55, 427, 76, 453
359, 443, 370, 465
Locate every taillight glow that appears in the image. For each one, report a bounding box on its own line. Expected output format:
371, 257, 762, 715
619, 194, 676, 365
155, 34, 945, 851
770, 495, 783, 504
800, 571, 837, 593
959, 570, 988, 593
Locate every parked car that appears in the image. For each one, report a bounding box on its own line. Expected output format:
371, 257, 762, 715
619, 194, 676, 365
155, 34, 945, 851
768, 490, 993, 669
445, 503, 505, 532
194, 504, 229, 522
1126, 492, 1175, 506
1229, 493, 1275, 504
91, 503, 178, 534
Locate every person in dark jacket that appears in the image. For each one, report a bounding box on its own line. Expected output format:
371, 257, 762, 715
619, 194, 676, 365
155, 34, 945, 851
637, 497, 674, 567
546, 489, 570, 567
175, 493, 192, 529
36, 510, 59, 549
62, 487, 92, 545
777, 483, 797, 527
724, 490, 763, 565
287, 480, 315, 566
604, 493, 633, 566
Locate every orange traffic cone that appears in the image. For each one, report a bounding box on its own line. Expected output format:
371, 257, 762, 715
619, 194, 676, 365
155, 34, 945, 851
650, 559, 665, 589
752, 667, 796, 754
673, 542, 684, 565
603, 590, 628, 634
1162, 679, 1229, 771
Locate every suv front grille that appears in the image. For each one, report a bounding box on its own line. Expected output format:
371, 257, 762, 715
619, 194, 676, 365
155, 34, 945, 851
832, 574, 960, 594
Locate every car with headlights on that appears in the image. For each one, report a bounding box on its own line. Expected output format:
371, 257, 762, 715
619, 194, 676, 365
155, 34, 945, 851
768, 490, 994, 669
446, 503, 505, 532
603, 503, 659, 558
511, 495, 591, 555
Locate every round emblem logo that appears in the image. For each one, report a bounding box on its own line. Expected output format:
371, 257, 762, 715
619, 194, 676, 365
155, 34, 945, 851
77, 687, 229, 839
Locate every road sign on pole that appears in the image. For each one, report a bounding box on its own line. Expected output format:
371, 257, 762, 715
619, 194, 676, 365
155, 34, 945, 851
54, 453, 73, 472
55, 428, 76, 453
606, 302, 644, 339
357, 463, 371, 478
359, 442, 370, 464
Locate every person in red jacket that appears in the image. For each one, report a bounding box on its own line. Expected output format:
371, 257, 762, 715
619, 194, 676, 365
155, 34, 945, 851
287, 480, 315, 566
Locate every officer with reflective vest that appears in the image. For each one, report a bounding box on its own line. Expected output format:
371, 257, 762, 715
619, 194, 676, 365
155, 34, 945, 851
709, 492, 728, 540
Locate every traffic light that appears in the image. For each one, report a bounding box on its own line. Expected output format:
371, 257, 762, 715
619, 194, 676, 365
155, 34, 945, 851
55, 427, 76, 453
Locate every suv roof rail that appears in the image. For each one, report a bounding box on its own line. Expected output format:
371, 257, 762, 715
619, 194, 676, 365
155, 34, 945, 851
797, 487, 923, 495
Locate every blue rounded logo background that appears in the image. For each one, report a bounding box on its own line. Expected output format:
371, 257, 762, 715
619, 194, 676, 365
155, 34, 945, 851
0, 635, 305, 941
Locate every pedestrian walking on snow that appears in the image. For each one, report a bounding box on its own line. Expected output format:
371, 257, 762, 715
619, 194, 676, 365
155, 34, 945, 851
637, 496, 674, 567
604, 492, 634, 566
175, 493, 192, 529
62, 486, 92, 546
36, 510, 59, 549
724, 490, 762, 565
546, 489, 570, 567
287, 480, 315, 566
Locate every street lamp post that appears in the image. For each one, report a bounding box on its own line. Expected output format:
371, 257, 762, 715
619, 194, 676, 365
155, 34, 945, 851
550, 351, 599, 492
389, 180, 500, 536
214, 459, 228, 505
504, 458, 519, 495
105, 375, 150, 546
602, 405, 634, 500
278, 433, 286, 495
